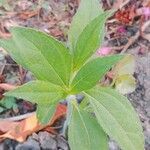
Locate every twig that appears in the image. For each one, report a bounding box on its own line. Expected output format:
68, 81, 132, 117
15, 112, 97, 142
141, 33, 150, 42
111, 46, 124, 51
51, 125, 63, 129
0, 60, 6, 75
0, 63, 18, 66
119, 0, 130, 9
141, 20, 150, 32
121, 20, 150, 53
0, 112, 35, 121
112, 0, 130, 10
121, 31, 140, 53
106, 0, 111, 8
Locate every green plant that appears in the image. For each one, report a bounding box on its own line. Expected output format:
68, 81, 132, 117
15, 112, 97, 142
0, 96, 17, 113
0, 0, 144, 150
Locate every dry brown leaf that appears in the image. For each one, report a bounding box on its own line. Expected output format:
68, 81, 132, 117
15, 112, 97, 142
19, 10, 39, 20
0, 83, 18, 91
50, 28, 63, 37
0, 31, 11, 39
0, 104, 66, 142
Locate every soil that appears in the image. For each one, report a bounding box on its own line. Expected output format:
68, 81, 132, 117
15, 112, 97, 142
0, 132, 69, 150
0, 0, 150, 150
129, 54, 150, 150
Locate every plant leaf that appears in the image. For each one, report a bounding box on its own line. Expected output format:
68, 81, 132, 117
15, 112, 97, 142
115, 74, 136, 94
4, 81, 65, 105
36, 104, 56, 125
68, 0, 102, 50
71, 55, 123, 93
0, 96, 17, 109
113, 55, 135, 76
0, 104, 66, 142
85, 87, 144, 150
0, 27, 72, 87
0, 107, 4, 113
113, 55, 136, 94
73, 12, 111, 70
68, 103, 108, 150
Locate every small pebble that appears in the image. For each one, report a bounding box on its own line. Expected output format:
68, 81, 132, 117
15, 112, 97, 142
56, 136, 69, 150
38, 132, 57, 150
15, 137, 40, 150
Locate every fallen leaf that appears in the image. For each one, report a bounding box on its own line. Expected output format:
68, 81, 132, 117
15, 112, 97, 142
0, 104, 66, 142
0, 30, 11, 39
112, 55, 136, 94
0, 83, 18, 91
115, 74, 136, 94
19, 10, 39, 20
113, 55, 135, 76
50, 28, 63, 37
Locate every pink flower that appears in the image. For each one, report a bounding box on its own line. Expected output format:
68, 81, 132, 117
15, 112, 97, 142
117, 26, 126, 34
97, 47, 112, 56
142, 7, 150, 17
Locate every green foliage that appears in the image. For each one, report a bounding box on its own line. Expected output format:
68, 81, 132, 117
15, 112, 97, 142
5, 81, 65, 105
37, 104, 56, 124
73, 12, 110, 70
0, 96, 17, 113
0, 27, 72, 87
71, 55, 123, 93
68, 101, 108, 150
68, 0, 101, 50
0, 0, 144, 149
85, 87, 144, 150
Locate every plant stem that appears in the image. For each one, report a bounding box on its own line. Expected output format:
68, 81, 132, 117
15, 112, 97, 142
62, 95, 75, 137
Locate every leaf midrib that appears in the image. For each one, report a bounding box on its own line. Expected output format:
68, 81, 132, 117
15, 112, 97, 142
16, 28, 70, 85
74, 15, 101, 66
13, 31, 67, 87
71, 63, 107, 90
84, 92, 137, 150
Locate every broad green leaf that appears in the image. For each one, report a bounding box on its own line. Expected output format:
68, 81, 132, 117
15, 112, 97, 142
85, 87, 144, 150
73, 12, 111, 70
115, 74, 136, 94
36, 104, 56, 124
68, 0, 101, 50
0, 27, 72, 87
71, 55, 123, 93
113, 55, 135, 76
68, 103, 108, 150
5, 81, 65, 105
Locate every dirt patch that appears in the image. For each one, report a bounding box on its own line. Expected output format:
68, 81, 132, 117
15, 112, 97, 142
128, 54, 150, 150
